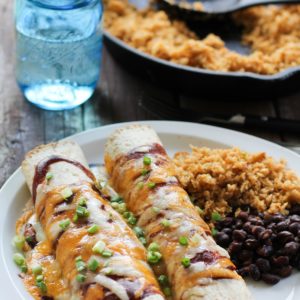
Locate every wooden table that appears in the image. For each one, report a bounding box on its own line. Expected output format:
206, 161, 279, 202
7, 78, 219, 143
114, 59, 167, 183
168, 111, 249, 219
1, 0, 300, 187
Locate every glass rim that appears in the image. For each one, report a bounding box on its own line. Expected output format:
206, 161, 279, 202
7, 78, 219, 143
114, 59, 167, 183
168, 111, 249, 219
28, 0, 97, 10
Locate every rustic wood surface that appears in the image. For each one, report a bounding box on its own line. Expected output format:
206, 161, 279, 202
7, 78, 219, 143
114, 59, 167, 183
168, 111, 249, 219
0, 0, 300, 187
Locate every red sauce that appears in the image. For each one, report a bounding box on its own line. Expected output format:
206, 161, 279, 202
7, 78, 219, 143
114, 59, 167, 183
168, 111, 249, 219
32, 156, 95, 204
191, 250, 226, 265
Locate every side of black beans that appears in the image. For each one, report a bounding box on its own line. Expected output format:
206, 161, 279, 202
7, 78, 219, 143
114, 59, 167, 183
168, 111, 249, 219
232, 229, 247, 241
261, 273, 280, 285
215, 232, 230, 247
249, 264, 261, 281
283, 241, 300, 255
271, 256, 289, 267
256, 258, 271, 273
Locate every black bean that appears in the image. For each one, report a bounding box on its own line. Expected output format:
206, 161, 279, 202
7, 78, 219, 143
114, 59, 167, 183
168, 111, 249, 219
235, 219, 244, 229
220, 217, 234, 227
273, 265, 293, 278
267, 223, 276, 231
237, 266, 250, 277
238, 250, 253, 261
244, 238, 259, 250
271, 256, 289, 267
263, 214, 273, 225
277, 231, 294, 244
256, 258, 271, 273
232, 229, 247, 242
261, 273, 280, 285
222, 228, 232, 236
252, 226, 265, 237
228, 241, 242, 255
259, 229, 272, 241
276, 220, 290, 232
272, 214, 285, 223
290, 215, 300, 223
215, 232, 231, 247
288, 222, 300, 235
256, 245, 273, 257
238, 211, 249, 221
242, 259, 253, 267
290, 205, 300, 215
249, 264, 261, 281
283, 241, 300, 255
243, 222, 252, 233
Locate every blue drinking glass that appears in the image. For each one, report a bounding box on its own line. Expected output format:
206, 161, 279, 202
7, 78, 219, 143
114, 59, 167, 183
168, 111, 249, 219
15, 0, 103, 110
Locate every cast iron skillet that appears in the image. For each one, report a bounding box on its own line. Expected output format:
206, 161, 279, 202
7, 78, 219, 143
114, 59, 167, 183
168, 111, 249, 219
103, 3, 300, 99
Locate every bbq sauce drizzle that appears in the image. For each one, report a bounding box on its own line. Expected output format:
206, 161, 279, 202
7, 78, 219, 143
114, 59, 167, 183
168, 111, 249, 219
32, 156, 96, 204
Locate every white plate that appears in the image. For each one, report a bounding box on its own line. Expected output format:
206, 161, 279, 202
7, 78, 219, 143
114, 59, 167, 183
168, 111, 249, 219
1, 121, 300, 300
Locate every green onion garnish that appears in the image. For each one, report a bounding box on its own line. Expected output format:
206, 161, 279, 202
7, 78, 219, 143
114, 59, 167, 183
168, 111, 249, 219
111, 196, 124, 203
163, 287, 172, 297
197, 207, 204, 215
32, 265, 42, 276
76, 274, 86, 283
59, 219, 71, 231
78, 197, 87, 207
147, 251, 162, 264
75, 256, 82, 262
36, 280, 47, 294
46, 172, 53, 180
76, 206, 89, 218
88, 258, 99, 272
181, 257, 191, 268
133, 226, 144, 237
152, 207, 160, 213
75, 260, 86, 272
13, 235, 25, 251
211, 228, 218, 236
36, 274, 44, 282
87, 224, 99, 234
139, 237, 147, 245
92, 240, 106, 254
111, 202, 119, 210
161, 219, 171, 228
141, 169, 150, 176
20, 264, 28, 273
143, 156, 152, 165
128, 216, 137, 225
102, 250, 113, 258
148, 182, 156, 189
179, 236, 188, 246
137, 182, 144, 189
148, 242, 159, 252
13, 253, 25, 266
211, 212, 222, 222
61, 187, 73, 200
117, 203, 127, 213
158, 274, 169, 286
123, 211, 133, 219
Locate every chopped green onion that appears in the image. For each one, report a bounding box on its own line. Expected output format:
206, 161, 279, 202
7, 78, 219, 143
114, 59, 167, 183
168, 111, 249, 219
128, 216, 137, 225
111, 196, 124, 203
141, 169, 150, 176
181, 257, 191, 268
137, 182, 144, 189
111, 202, 119, 210
75, 256, 82, 262
133, 226, 144, 237
123, 211, 133, 219
117, 203, 127, 213
179, 236, 188, 246
87, 224, 99, 234
36, 280, 47, 294
163, 287, 172, 297
36, 274, 44, 282
46, 172, 53, 180
92, 240, 106, 254
152, 207, 160, 213
76, 260, 86, 272
20, 264, 28, 273
13, 235, 25, 251
88, 258, 99, 272
13, 253, 25, 266
32, 265, 42, 276
76, 206, 90, 218
147, 251, 162, 264
211, 212, 222, 222
139, 237, 147, 245
161, 219, 171, 228
59, 219, 71, 231
73, 214, 79, 223
148, 242, 159, 252
61, 187, 73, 200
148, 182, 156, 189
76, 274, 86, 283
104, 267, 113, 275
158, 275, 169, 286
102, 250, 113, 258
143, 156, 152, 165
78, 197, 87, 207
25, 236, 35, 244
211, 228, 218, 236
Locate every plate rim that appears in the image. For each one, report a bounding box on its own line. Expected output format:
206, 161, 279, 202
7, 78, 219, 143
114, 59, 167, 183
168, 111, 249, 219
1, 120, 300, 300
